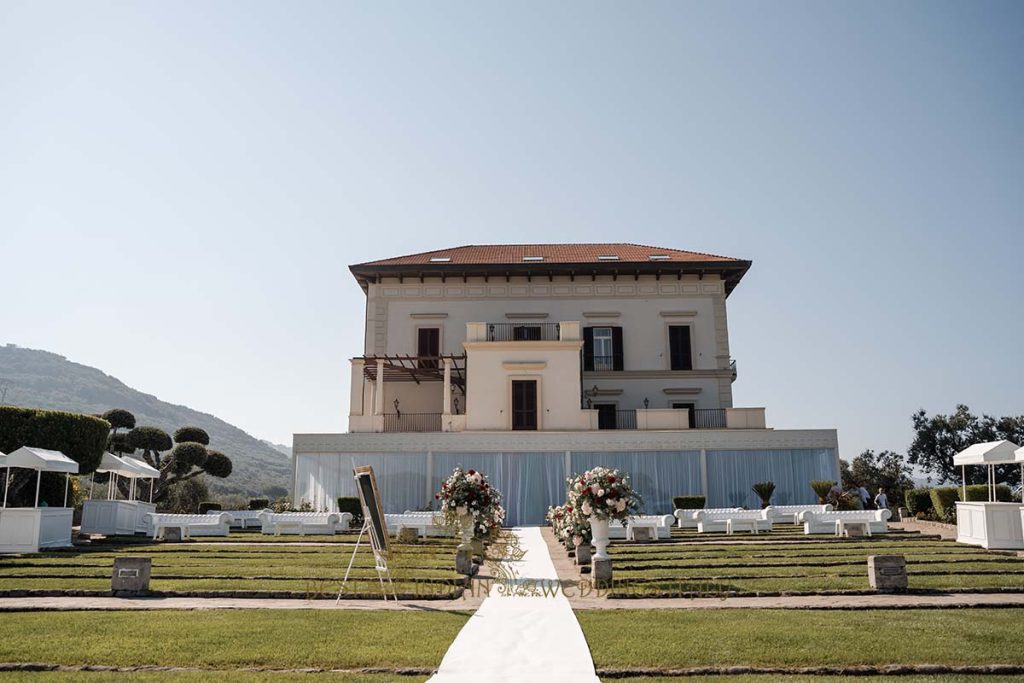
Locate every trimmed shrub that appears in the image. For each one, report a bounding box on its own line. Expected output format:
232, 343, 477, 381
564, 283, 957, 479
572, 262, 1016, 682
127, 426, 173, 454
102, 409, 136, 433
174, 426, 210, 445
672, 496, 705, 510
905, 488, 933, 515
198, 502, 222, 514
964, 484, 1013, 502
930, 486, 960, 520
337, 497, 363, 527
0, 406, 109, 474
248, 498, 270, 510
202, 450, 233, 478
169, 442, 208, 475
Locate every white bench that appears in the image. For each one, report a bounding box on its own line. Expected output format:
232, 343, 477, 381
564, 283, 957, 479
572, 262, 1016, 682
674, 507, 741, 529
799, 509, 892, 535
623, 515, 675, 540
693, 509, 772, 534
257, 511, 351, 535
148, 513, 231, 540
209, 509, 272, 529
764, 504, 834, 524
386, 512, 447, 538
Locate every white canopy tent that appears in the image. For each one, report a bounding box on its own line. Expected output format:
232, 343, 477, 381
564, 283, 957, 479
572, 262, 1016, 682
81, 454, 160, 538
952, 440, 1024, 501
2, 446, 79, 509
0, 447, 79, 553
953, 441, 1024, 550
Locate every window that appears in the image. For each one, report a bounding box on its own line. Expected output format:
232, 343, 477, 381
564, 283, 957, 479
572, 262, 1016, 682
512, 325, 542, 341
417, 328, 440, 368
429, 257, 451, 263
648, 254, 671, 261
593, 328, 613, 371
583, 327, 623, 371
511, 380, 538, 430
522, 256, 544, 262
597, 255, 619, 261
669, 325, 692, 371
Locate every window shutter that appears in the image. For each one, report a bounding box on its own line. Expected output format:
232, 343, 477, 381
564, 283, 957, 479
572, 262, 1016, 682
611, 327, 624, 371
582, 327, 594, 371
670, 326, 692, 371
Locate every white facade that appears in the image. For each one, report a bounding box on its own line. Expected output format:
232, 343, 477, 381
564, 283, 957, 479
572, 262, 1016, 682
294, 244, 840, 524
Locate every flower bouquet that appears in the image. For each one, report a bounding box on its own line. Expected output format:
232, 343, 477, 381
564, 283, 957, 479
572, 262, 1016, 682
566, 466, 641, 561
436, 467, 504, 544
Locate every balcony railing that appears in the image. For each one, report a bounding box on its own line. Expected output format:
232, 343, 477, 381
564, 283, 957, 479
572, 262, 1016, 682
693, 408, 727, 429
590, 355, 615, 371
382, 413, 442, 433
614, 409, 637, 430
487, 323, 560, 342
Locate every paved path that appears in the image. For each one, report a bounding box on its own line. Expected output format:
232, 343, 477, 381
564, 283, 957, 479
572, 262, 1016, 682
428, 527, 600, 683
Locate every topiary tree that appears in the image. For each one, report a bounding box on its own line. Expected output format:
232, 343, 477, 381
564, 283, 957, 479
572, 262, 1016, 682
127, 426, 174, 466
169, 442, 208, 475
203, 450, 233, 478
174, 426, 210, 446
102, 409, 136, 435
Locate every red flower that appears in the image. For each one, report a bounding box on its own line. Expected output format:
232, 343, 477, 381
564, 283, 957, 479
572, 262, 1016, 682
435, 494, 440, 499
468, 469, 476, 475
607, 490, 618, 499
608, 476, 616, 483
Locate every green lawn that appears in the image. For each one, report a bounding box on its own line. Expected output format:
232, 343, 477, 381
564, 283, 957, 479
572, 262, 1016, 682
608, 677, 1024, 683
600, 532, 1024, 596
0, 674, 411, 683
0, 538, 466, 598
578, 608, 1024, 669
0, 610, 469, 670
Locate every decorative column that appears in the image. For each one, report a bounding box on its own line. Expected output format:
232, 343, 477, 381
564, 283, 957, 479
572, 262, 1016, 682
442, 358, 453, 415
374, 359, 385, 416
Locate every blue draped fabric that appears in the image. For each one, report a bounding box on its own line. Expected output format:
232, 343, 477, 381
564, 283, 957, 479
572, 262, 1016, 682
705, 448, 837, 508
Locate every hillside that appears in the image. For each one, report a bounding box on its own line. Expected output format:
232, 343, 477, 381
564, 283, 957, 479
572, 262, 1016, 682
0, 344, 291, 497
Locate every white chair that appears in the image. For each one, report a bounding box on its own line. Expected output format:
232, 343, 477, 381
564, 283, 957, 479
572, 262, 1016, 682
673, 507, 741, 529
799, 509, 892, 535
693, 509, 772, 534
764, 504, 834, 524
257, 511, 350, 535
625, 515, 675, 540
147, 513, 232, 540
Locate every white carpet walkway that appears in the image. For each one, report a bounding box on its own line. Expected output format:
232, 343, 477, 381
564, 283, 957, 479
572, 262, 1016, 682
428, 526, 600, 683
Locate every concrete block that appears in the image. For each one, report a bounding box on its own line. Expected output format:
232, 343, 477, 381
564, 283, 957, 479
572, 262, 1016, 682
576, 544, 592, 567
868, 554, 908, 592
455, 548, 474, 576
112, 557, 152, 595
160, 527, 182, 542
631, 527, 654, 542
592, 558, 612, 588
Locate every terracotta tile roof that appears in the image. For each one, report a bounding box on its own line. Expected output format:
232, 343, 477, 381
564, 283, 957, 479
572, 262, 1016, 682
354, 243, 744, 266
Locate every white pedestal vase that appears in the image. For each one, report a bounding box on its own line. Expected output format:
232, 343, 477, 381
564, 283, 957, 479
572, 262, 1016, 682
458, 513, 475, 550
589, 515, 610, 561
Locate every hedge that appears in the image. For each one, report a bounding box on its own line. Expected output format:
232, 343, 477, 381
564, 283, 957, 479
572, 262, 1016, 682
337, 497, 363, 527
930, 486, 960, 519
248, 498, 270, 510
198, 502, 222, 514
672, 496, 705, 510
964, 484, 1013, 502
905, 488, 933, 515
0, 406, 109, 474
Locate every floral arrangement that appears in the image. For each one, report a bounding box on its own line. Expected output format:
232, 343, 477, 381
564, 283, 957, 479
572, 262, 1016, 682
566, 466, 641, 522
436, 467, 505, 540
548, 503, 592, 546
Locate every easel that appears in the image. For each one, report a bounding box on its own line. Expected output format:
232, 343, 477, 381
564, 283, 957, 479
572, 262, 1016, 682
338, 466, 398, 602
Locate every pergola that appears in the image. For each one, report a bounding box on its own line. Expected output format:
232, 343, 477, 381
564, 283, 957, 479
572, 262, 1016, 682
360, 354, 467, 391
952, 440, 1023, 501
1, 446, 79, 509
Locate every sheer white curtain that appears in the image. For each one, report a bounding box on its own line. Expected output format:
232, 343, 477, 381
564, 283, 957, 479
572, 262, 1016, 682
705, 448, 837, 508
570, 451, 702, 516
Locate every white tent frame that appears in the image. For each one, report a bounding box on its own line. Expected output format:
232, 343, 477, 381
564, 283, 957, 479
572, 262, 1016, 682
1, 447, 80, 509
952, 440, 1024, 502
92, 453, 160, 503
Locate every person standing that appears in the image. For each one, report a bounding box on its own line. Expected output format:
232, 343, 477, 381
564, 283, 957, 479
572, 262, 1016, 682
857, 484, 871, 509
874, 488, 889, 511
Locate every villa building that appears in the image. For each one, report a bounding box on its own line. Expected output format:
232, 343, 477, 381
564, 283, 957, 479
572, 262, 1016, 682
293, 244, 840, 524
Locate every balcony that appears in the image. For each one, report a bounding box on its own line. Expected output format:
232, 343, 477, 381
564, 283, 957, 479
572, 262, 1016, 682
382, 412, 442, 433
592, 407, 764, 431
466, 320, 581, 343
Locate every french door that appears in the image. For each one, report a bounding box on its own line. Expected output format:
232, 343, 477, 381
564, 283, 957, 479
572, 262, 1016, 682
511, 380, 538, 431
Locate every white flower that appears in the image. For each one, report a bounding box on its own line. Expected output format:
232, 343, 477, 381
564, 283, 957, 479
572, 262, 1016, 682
597, 488, 605, 497
456, 505, 467, 516
581, 502, 592, 516
616, 499, 626, 512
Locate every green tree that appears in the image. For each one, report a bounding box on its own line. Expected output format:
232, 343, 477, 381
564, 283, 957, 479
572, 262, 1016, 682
161, 476, 211, 514
125, 424, 232, 503
843, 449, 915, 507
173, 426, 210, 446
907, 405, 1024, 486
101, 409, 136, 435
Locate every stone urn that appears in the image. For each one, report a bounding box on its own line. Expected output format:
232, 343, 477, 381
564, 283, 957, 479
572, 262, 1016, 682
458, 513, 475, 551
589, 515, 611, 561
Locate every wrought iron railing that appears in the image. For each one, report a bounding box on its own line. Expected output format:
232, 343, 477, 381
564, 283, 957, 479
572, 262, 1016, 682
487, 323, 560, 342
693, 408, 727, 429
589, 354, 615, 371
614, 409, 637, 430
382, 413, 442, 433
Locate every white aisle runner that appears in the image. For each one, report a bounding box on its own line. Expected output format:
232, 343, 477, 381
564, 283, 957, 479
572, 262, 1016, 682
428, 526, 601, 683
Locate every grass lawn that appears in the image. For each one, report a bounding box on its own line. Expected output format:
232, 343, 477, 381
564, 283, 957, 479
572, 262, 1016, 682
602, 532, 1024, 596
578, 608, 1024, 669
0, 539, 466, 598
608, 677, 1024, 683
0, 610, 469, 670
0, 674, 414, 682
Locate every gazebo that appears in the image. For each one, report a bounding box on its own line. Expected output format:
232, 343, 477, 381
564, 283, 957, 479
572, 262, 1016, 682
953, 440, 1024, 550
81, 453, 160, 536
0, 447, 80, 554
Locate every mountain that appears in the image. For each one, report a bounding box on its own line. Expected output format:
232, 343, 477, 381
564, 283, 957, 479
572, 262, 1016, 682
262, 440, 292, 458
0, 344, 291, 498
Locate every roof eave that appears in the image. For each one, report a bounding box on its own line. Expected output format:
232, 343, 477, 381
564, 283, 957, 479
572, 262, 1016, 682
349, 260, 752, 296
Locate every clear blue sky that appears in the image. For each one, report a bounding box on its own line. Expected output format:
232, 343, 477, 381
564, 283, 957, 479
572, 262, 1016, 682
2, 2, 1021, 459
